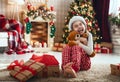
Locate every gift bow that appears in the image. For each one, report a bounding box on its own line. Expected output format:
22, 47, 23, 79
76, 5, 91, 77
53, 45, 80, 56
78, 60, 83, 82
7, 59, 24, 70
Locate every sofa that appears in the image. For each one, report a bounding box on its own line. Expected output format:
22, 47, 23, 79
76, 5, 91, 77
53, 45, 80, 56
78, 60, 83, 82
0, 14, 31, 54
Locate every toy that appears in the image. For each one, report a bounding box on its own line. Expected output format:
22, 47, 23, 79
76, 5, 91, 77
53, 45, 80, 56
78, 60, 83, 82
67, 31, 88, 47
67, 31, 95, 57
67, 31, 80, 47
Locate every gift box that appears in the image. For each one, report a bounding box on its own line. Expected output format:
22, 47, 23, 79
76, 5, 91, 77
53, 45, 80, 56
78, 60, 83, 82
9, 60, 45, 82
110, 64, 120, 76
37, 54, 60, 78
37, 65, 60, 78
94, 43, 101, 53
31, 54, 60, 78
52, 43, 66, 52
101, 47, 112, 54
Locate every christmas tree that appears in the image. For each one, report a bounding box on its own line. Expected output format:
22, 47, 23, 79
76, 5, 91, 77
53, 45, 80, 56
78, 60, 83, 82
62, 0, 102, 44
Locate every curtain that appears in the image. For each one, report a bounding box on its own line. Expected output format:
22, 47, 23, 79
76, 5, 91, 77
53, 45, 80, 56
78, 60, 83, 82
92, 0, 111, 42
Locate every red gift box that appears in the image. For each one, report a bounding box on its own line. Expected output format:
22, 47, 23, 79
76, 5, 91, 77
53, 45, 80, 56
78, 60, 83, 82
101, 47, 112, 54
94, 43, 101, 53
31, 54, 60, 77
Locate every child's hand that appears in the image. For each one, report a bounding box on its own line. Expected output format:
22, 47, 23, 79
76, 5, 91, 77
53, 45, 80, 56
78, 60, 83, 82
79, 37, 88, 45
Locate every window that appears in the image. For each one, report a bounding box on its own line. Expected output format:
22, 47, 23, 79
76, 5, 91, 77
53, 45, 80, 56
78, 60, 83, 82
109, 0, 120, 16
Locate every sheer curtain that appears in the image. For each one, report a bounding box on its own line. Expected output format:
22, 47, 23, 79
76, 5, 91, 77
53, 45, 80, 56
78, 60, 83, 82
109, 0, 120, 16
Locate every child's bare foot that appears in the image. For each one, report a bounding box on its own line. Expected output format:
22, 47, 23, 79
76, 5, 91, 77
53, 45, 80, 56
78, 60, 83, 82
63, 62, 77, 78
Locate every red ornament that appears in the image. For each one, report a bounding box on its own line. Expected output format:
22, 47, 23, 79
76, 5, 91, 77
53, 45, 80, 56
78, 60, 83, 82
50, 5, 54, 11
72, 11, 76, 15
49, 21, 54, 25
24, 17, 29, 23
27, 3, 32, 10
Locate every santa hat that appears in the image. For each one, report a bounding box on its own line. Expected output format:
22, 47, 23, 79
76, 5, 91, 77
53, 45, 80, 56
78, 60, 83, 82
68, 16, 87, 31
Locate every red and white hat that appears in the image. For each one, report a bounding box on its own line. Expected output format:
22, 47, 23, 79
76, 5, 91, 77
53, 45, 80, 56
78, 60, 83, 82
68, 16, 87, 31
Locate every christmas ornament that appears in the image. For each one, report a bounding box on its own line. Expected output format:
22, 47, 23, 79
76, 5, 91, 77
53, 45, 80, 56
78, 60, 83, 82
24, 17, 32, 34
50, 5, 54, 11
50, 25, 56, 38
26, 22, 32, 34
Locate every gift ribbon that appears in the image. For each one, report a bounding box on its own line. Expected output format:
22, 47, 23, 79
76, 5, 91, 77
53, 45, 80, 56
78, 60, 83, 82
7, 60, 24, 70
94, 44, 101, 52
14, 65, 37, 79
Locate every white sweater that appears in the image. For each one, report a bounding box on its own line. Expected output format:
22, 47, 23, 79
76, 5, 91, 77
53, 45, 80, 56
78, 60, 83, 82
79, 31, 94, 55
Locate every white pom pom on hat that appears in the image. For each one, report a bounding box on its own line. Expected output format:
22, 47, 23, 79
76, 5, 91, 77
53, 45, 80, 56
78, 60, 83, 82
68, 16, 87, 31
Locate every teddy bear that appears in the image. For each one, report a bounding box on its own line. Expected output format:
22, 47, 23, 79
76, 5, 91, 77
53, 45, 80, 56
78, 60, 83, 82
67, 31, 95, 57
67, 31, 88, 47
67, 31, 80, 47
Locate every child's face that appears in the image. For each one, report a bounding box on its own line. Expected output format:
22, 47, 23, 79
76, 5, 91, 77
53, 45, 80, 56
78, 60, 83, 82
72, 21, 86, 35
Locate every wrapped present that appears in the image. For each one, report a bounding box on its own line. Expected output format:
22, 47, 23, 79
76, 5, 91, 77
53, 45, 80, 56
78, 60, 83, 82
94, 43, 101, 53
10, 60, 45, 82
37, 65, 60, 78
110, 64, 120, 76
101, 47, 112, 54
38, 54, 60, 77
52, 43, 66, 52
10, 67, 36, 81
31, 54, 60, 78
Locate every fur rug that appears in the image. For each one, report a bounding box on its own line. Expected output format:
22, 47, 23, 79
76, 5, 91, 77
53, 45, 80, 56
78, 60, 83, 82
0, 64, 120, 82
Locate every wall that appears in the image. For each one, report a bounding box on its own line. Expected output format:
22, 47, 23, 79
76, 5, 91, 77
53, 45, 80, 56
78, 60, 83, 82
0, 0, 74, 42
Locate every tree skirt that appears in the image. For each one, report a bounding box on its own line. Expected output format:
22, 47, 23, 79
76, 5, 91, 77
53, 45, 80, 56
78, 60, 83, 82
0, 64, 120, 82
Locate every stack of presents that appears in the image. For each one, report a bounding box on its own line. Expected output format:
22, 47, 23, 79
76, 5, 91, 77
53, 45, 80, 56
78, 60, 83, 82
7, 54, 60, 82
52, 43, 66, 52
94, 42, 113, 54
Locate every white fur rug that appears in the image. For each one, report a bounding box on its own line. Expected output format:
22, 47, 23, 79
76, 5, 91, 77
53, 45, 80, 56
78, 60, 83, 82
0, 64, 120, 82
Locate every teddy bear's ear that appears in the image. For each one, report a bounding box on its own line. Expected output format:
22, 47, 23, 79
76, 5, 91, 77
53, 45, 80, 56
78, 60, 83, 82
67, 35, 70, 40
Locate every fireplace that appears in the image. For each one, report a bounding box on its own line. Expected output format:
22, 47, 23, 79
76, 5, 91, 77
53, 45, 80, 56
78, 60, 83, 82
31, 22, 48, 46
24, 21, 54, 52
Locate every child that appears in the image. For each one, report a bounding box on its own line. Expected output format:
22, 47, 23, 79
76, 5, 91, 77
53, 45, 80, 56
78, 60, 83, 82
62, 16, 94, 76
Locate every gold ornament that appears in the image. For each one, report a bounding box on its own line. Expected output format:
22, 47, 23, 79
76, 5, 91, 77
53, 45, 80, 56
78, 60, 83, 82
74, 5, 78, 10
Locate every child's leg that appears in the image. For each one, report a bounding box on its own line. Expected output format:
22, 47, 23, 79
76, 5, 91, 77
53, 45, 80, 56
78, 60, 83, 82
71, 45, 82, 72
62, 45, 71, 69
80, 50, 91, 70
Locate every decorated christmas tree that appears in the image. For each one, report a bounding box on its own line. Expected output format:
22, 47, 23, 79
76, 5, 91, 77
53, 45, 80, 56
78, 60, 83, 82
62, 0, 102, 44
